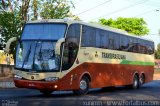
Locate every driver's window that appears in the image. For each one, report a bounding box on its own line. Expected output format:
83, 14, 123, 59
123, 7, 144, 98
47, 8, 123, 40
62, 24, 80, 70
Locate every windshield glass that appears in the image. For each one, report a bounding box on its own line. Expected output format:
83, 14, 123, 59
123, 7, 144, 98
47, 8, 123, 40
15, 23, 67, 72
16, 41, 59, 71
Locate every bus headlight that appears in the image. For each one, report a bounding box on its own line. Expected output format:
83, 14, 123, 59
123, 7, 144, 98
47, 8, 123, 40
14, 75, 22, 79
45, 77, 59, 81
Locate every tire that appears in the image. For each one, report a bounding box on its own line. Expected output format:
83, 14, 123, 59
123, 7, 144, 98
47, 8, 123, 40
132, 75, 139, 89
40, 90, 53, 96
139, 74, 145, 88
73, 76, 89, 95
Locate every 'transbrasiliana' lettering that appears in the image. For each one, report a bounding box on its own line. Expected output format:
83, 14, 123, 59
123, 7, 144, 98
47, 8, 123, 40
102, 52, 126, 60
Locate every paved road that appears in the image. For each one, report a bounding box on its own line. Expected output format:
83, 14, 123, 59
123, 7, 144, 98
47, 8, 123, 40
0, 80, 160, 106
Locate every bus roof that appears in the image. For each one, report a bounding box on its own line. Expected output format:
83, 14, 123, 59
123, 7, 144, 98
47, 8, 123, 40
27, 18, 154, 43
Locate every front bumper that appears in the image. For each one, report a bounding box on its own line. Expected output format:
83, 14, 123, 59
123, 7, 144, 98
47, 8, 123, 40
14, 78, 60, 90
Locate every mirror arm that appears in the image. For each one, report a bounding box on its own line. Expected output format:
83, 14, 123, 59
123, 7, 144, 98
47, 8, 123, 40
5, 37, 17, 53
55, 38, 65, 55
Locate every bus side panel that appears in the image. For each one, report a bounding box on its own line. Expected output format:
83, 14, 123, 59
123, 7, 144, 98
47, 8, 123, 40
63, 63, 154, 90
114, 64, 154, 86
86, 63, 154, 88
56, 63, 116, 90
32, 62, 154, 91
13, 63, 153, 91
86, 63, 115, 88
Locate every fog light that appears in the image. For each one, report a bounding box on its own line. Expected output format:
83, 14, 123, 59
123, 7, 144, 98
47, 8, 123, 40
54, 85, 58, 88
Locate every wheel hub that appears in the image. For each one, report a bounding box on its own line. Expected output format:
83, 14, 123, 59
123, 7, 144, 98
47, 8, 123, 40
80, 80, 87, 90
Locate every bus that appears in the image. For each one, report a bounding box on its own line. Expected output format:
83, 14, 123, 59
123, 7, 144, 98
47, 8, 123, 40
6, 19, 154, 95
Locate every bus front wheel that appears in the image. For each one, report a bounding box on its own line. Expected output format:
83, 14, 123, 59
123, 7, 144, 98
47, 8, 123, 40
40, 90, 53, 96
73, 76, 89, 95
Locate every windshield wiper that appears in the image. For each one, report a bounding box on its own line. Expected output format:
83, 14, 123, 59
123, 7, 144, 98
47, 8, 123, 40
22, 43, 32, 69
32, 41, 39, 70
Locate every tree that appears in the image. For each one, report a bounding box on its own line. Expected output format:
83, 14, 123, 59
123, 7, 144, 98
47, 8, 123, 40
155, 43, 160, 59
0, 0, 23, 53
40, 0, 79, 20
0, 12, 22, 53
0, 0, 78, 54
99, 17, 149, 36
33, 0, 38, 20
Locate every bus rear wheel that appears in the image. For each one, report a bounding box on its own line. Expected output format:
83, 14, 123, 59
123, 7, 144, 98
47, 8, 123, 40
132, 75, 139, 89
73, 76, 89, 95
40, 90, 53, 96
139, 74, 145, 88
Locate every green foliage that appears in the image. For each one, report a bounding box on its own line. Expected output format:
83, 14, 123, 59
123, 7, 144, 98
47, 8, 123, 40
0, 12, 22, 53
40, 0, 79, 19
155, 43, 160, 59
99, 17, 149, 36
0, 0, 79, 54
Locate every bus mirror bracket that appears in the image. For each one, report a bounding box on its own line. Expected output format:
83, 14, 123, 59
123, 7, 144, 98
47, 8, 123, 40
55, 38, 65, 55
5, 37, 17, 53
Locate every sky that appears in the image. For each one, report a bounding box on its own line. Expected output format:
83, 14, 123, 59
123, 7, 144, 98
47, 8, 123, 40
71, 0, 160, 49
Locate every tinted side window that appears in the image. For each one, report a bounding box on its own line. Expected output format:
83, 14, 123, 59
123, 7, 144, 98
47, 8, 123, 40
132, 38, 138, 53
114, 34, 120, 50
146, 41, 154, 54
81, 26, 96, 47
108, 33, 114, 50
138, 39, 147, 54
150, 42, 154, 54
127, 37, 139, 52
120, 36, 128, 51
127, 37, 134, 52
96, 29, 108, 48
108, 32, 120, 50
66, 24, 80, 44
120, 36, 140, 53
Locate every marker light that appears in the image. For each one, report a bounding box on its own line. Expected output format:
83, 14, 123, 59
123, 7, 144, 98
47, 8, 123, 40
14, 75, 22, 79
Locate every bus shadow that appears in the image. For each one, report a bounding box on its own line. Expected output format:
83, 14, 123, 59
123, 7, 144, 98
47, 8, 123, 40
7, 80, 160, 99
88, 86, 132, 94
32, 86, 143, 98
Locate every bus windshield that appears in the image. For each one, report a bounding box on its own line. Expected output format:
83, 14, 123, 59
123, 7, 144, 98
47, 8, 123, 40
15, 23, 67, 72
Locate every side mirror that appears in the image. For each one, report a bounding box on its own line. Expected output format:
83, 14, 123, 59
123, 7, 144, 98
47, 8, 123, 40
5, 37, 17, 53
55, 38, 65, 55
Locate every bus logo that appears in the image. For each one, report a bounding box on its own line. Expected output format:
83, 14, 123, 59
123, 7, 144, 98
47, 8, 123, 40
31, 76, 34, 80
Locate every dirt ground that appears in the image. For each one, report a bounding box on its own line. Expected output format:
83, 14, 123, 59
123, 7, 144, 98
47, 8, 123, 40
153, 74, 160, 80
154, 68, 160, 80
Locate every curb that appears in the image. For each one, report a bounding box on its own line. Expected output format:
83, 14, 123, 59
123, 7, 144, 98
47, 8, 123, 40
0, 82, 16, 88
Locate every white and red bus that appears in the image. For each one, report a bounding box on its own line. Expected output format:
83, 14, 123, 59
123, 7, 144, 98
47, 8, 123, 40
8, 19, 154, 95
